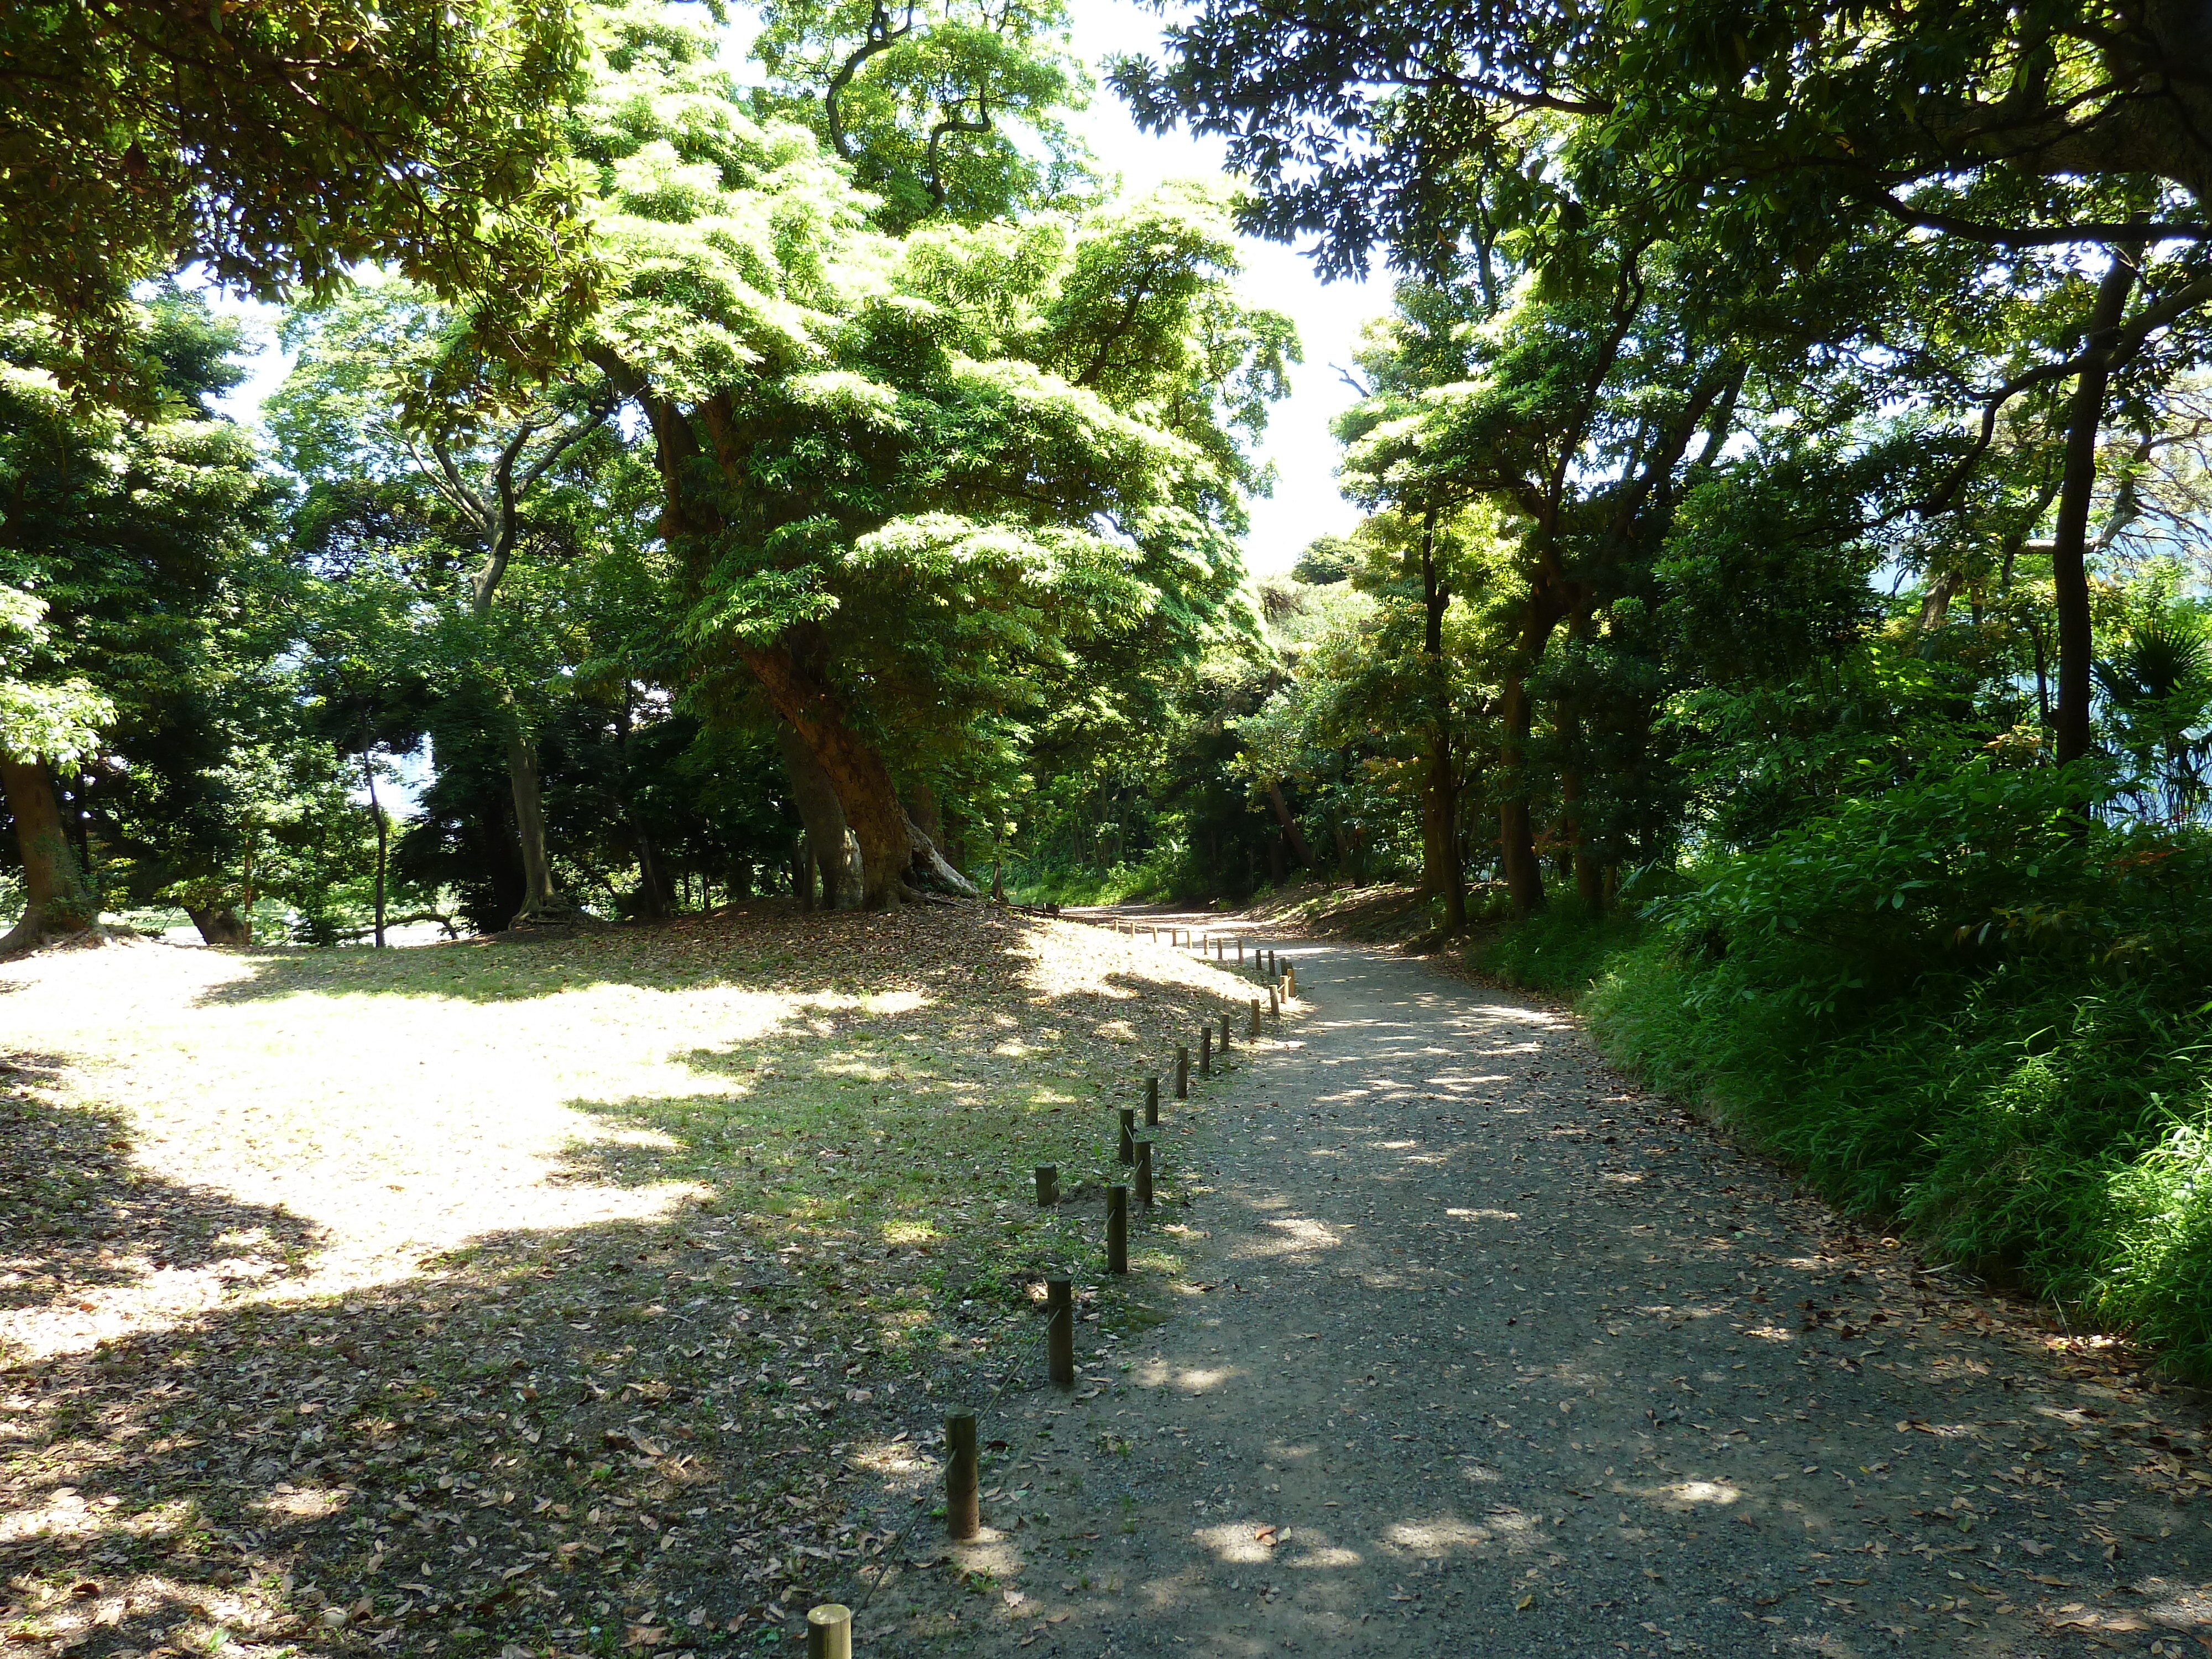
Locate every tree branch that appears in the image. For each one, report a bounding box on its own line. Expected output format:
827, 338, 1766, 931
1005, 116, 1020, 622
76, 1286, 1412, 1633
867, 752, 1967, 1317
825, 0, 915, 163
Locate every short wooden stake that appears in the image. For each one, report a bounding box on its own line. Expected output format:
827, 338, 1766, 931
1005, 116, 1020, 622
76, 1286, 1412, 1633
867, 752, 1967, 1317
1134, 1140, 1153, 1208
806, 1604, 853, 1659
1046, 1279, 1074, 1388
1145, 1074, 1160, 1125
1236, 938, 1244, 964
1286, 962, 1296, 999
1199, 1025, 1212, 1077
1035, 1164, 1058, 1206
1107, 1186, 1128, 1274
1118, 1105, 1136, 1164
946, 1410, 979, 1539
1175, 1046, 1189, 1099
1249, 998, 1261, 1037
1220, 1012, 1232, 1052
1269, 984, 1279, 1019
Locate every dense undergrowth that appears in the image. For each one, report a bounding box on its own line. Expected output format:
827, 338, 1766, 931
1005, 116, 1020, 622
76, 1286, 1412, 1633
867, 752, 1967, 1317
1478, 760, 2212, 1381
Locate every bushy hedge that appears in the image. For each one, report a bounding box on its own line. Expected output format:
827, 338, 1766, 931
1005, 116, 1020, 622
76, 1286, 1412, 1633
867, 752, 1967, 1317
1490, 761, 2212, 1379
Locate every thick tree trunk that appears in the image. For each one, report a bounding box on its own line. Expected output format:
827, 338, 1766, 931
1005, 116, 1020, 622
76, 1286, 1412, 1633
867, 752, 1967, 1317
505, 728, 562, 924
2052, 244, 2142, 769
778, 724, 857, 909
748, 645, 973, 905
186, 905, 252, 947
1264, 781, 1313, 868
632, 824, 672, 920
910, 780, 943, 849
0, 750, 97, 955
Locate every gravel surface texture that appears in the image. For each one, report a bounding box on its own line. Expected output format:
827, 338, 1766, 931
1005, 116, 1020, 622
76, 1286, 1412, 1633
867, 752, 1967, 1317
895, 934, 2212, 1658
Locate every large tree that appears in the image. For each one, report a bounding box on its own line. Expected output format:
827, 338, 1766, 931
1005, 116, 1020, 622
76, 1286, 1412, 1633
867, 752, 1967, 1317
0, 291, 287, 951
562, 3, 1290, 906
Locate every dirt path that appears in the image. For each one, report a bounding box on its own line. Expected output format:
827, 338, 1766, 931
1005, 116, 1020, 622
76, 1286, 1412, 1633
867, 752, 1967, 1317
924, 935, 2212, 1658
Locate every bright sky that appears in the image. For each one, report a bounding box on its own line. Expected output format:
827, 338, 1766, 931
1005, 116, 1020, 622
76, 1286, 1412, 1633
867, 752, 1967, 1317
213, 1, 1376, 575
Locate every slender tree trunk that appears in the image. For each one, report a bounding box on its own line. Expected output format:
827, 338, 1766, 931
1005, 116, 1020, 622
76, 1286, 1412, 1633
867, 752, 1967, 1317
1498, 589, 1568, 918
364, 755, 389, 948
0, 750, 97, 955
1416, 516, 1468, 933
1558, 688, 1604, 915
1498, 668, 1545, 917
1265, 781, 1313, 868
505, 728, 561, 923
2053, 244, 2142, 770
1562, 758, 1604, 915
1423, 724, 1467, 931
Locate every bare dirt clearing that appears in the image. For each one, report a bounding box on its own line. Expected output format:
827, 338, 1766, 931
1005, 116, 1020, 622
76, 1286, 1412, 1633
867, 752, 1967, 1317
0, 905, 1274, 1658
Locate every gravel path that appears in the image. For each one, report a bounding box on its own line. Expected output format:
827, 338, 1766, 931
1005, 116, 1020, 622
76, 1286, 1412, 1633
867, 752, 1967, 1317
926, 937, 2212, 1658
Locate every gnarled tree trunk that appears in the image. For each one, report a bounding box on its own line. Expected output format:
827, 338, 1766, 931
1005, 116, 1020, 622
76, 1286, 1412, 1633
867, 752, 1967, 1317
1265, 781, 1313, 869
0, 750, 97, 956
748, 644, 972, 906
778, 724, 859, 908
186, 905, 252, 946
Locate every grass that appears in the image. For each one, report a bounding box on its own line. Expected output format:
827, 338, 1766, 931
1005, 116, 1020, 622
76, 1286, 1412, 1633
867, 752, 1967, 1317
0, 902, 1281, 1657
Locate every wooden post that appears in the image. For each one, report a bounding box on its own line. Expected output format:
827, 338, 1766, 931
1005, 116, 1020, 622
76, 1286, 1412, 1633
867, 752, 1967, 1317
1144, 1074, 1160, 1126
1249, 999, 1261, 1037
1269, 984, 1279, 1019
946, 1410, 979, 1539
1035, 1165, 1058, 1206
1107, 1186, 1128, 1274
1237, 938, 1244, 965
1220, 1011, 1232, 1053
1175, 1046, 1189, 1099
1118, 1105, 1136, 1165
1286, 962, 1296, 999
1199, 1025, 1212, 1077
1134, 1140, 1153, 1208
1046, 1279, 1074, 1388
806, 1604, 853, 1659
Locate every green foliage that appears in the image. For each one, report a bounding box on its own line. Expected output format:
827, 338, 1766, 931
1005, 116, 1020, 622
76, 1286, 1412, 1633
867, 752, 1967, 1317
2, 0, 592, 388
1475, 894, 1645, 995
752, 0, 1095, 231
1581, 766, 2212, 1379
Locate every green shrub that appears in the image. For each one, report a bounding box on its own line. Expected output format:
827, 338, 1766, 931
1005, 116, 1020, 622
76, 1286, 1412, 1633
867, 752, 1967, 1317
1583, 761, 2212, 1380
1475, 895, 1644, 994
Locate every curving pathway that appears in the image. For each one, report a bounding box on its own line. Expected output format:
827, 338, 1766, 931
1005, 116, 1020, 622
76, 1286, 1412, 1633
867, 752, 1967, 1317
913, 935, 2212, 1658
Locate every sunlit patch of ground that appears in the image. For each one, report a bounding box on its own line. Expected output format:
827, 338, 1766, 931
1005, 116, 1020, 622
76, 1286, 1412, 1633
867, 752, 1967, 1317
0, 901, 1282, 1657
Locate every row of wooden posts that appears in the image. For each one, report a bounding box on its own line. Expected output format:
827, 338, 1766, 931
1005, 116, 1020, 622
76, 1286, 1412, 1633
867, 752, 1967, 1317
802, 924, 1301, 1657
